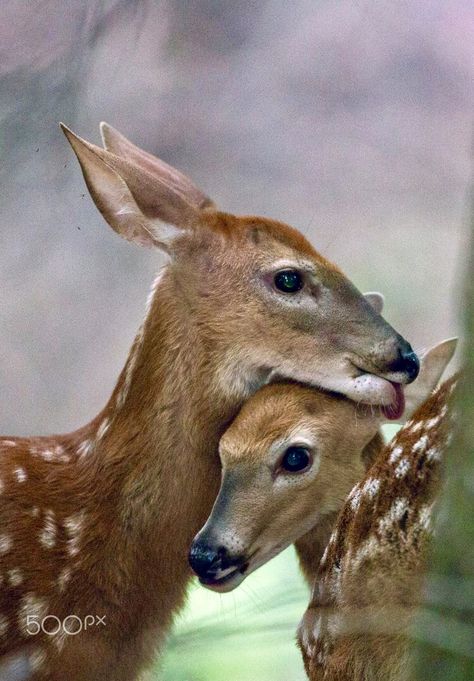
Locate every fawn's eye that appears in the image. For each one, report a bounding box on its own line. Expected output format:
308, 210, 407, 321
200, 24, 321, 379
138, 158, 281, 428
274, 269, 304, 294
280, 446, 312, 473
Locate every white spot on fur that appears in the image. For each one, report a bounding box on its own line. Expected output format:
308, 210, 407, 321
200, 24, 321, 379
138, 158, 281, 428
28, 506, 40, 518
14, 467, 27, 483
96, 418, 111, 442
0, 535, 12, 554
320, 546, 328, 566
39, 510, 57, 549
54, 628, 68, 652
1, 440, 16, 447
312, 614, 322, 641
425, 415, 440, 429
426, 446, 442, 462
378, 497, 409, 534
0, 614, 8, 637
64, 512, 85, 557
351, 535, 379, 571
350, 488, 362, 512
410, 420, 423, 433
57, 567, 72, 593
362, 477, 380, 499
0, 479, 3, 495
77, 439, 94, 458
29, 647, 47, 671
389, 445, 403, 464
412, 434, 429, 454
417, 504, 434, 533
18, 594, 48, 635
394, 458, 410, 478
8, 568, 23, 587
41, 449, 55, 462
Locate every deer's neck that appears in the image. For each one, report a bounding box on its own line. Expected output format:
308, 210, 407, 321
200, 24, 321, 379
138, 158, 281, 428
72, 271, 242, 639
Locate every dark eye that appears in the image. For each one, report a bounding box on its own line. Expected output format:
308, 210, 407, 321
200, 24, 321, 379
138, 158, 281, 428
274, 269, 304, 293
280, 446, 311, 473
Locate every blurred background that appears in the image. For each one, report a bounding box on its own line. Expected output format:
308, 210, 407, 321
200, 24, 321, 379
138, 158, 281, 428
0, 2, 472, 679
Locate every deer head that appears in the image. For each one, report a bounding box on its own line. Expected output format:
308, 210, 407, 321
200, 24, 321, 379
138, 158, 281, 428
61, 123, 418, 414
189, 338, 456, 592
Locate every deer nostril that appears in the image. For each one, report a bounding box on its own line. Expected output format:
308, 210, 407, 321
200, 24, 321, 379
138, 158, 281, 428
188, 542, 223, 578
389, 347, 420, 382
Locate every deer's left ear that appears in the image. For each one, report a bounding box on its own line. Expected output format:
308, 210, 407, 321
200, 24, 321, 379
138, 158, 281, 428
99, 122, 216, 211
363, 292, 384, 315
61, 123, 211, 254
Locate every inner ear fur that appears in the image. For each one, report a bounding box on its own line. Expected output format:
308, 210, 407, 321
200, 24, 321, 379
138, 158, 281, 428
60, 123, 211, 251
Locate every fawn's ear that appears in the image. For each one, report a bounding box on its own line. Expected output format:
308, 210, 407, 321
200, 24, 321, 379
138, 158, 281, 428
60, 123, 206, 252
363, 292, 384, 315
99, 122, 215, 211
392, 338, 458, 423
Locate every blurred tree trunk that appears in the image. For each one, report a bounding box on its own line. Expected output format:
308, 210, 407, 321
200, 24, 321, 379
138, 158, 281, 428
412, 190, 474, 679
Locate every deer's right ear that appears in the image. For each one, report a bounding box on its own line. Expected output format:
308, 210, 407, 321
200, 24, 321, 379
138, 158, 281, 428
363, 292, 385, 315
60, 124, 204, 253
397, 337, 458, 422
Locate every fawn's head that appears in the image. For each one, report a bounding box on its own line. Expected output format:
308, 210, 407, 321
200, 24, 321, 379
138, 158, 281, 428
62, 122, 418, 411
189, 339, 456, 592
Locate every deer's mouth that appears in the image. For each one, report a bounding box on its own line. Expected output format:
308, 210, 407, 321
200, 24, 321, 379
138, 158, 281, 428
198, 562, 249, 593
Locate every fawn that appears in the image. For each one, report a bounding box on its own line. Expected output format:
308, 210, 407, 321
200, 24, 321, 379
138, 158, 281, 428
0, 122, 418, 681
297, 374, 457, 681
189, 339, 456, 592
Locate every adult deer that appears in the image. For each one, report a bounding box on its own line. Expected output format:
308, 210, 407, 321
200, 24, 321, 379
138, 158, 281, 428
297, 373, 457, 681
0, 122, 418, 680
189, 339, 455, 592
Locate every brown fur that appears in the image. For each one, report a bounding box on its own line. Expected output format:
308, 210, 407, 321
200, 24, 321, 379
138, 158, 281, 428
298, 376, 457, 681
0, 124, 415, 680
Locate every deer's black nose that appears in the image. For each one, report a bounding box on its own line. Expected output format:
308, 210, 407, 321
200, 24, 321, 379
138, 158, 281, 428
389, 346, 420, 382
189, 543, 225, 579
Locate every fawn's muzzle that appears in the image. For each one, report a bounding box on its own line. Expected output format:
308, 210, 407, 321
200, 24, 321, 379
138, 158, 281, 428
188, 540, 248, 586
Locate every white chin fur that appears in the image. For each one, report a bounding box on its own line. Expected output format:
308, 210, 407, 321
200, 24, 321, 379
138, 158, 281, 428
203, 570, 246, 593
345, 374, 396, 406
270, 365, 396, 407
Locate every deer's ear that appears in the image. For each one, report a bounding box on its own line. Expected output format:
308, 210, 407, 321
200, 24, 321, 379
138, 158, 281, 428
100, 122, 216, 212
60, 124, 203, 252
387, 338, 458, 424
363, 292, 384, 315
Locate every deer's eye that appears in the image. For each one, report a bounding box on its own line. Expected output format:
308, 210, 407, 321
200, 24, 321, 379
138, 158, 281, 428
280, 446, 312, 473
274, 269, 304, 293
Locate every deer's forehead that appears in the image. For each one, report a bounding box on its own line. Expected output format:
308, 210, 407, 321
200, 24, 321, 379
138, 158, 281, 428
197, 212, 342, 274
220, 417, 322, 465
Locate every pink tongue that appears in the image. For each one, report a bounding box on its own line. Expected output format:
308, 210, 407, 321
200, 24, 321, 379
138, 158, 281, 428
382, 383, 405, 421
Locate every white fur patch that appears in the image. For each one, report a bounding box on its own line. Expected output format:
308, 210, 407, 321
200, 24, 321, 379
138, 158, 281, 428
39, 510, 57, 549
389, 445, 403, 464
412, 434, 429, 454
64, 512, 85, 557
77, 439, 94, 458
362, 477, 380, 499
8, 568, 23, 587
14, 467, 27, 483
0, 614, 8, 637
18, 594, 48, 635
57, 567, 72, 593
0, 535, 12, 554
394, 458, 410, 478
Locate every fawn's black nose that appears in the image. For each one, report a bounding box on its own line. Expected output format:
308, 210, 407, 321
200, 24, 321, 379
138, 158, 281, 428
189, 543, 226, 579
389, 345, 420, 382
